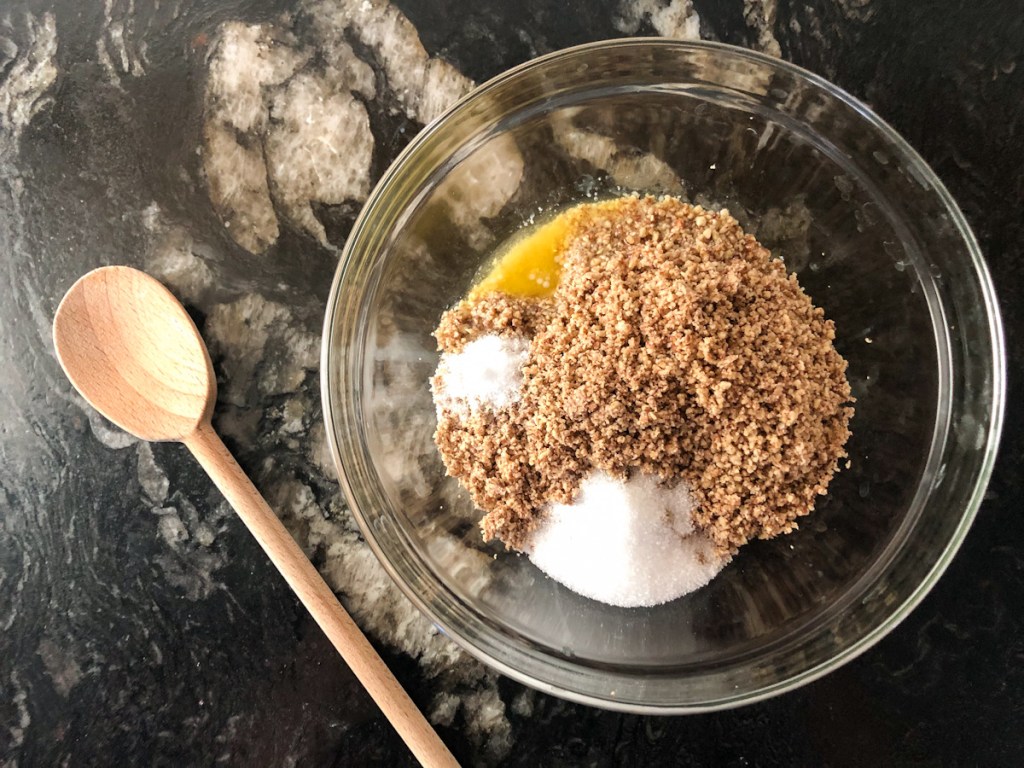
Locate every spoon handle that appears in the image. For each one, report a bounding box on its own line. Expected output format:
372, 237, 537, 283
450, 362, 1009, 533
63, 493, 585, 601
184, 421, 459, 768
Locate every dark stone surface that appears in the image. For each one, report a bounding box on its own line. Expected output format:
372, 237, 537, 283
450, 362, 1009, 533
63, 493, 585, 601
1, 1, 1021, 766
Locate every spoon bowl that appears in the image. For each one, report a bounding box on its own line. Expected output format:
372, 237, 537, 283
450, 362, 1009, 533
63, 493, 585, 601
53, 266, 214, 442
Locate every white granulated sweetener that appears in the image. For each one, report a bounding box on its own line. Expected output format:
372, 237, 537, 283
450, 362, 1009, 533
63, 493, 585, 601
432, 334, 530, 413
525, 471, 728, 607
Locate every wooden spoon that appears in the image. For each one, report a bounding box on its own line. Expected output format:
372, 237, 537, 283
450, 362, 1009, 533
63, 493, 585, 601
53, 266, 459, 768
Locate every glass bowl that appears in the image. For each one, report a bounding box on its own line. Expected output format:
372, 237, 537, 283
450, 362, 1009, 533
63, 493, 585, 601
321, 40, 1004, 712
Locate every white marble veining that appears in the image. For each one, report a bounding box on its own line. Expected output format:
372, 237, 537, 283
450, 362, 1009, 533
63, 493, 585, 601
551, 110, 684, 193
304, 0, 473, 125
836, 0, 876, 23
202, 0, 474, 253
83, 406, 140, 450
7, 671, 30, 753
616, 0, 701, 40
136, 443, 170, 503
744, 0, 782, 57
36, 637, 83, 699
203, 23, 306, 251
0, 12, 57, 150
205, 294, 319, 404
144, 231, 217, 305
98, 0, 147, 84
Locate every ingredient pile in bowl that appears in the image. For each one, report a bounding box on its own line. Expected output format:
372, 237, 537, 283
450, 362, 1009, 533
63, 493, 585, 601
431, 195, 853, 607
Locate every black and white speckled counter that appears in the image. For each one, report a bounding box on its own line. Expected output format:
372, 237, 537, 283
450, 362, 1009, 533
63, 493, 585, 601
2, 1, 1021, 765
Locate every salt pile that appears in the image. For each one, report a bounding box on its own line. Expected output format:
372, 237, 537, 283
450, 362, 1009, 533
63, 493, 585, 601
525, 472, 727, 608
431, 334, 530, 413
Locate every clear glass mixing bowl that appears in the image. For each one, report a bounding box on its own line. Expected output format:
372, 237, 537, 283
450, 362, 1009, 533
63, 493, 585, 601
321, 40, 1004, 712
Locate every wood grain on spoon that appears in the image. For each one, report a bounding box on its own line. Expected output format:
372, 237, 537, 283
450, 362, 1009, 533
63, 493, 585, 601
53, 266, 459, 768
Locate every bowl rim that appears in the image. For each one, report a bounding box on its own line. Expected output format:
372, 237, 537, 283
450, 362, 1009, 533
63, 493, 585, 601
320, 37, 1007, 713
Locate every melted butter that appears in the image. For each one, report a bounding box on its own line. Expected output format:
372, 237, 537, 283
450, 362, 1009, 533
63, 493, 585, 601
470, 213, 573, 299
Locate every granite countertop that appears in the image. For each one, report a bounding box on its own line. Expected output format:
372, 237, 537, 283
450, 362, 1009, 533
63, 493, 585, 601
1, 1, 1021, 765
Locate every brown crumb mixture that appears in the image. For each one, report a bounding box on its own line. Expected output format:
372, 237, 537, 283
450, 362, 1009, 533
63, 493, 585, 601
435, 292, 550, 353
433, 195, 853, 554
